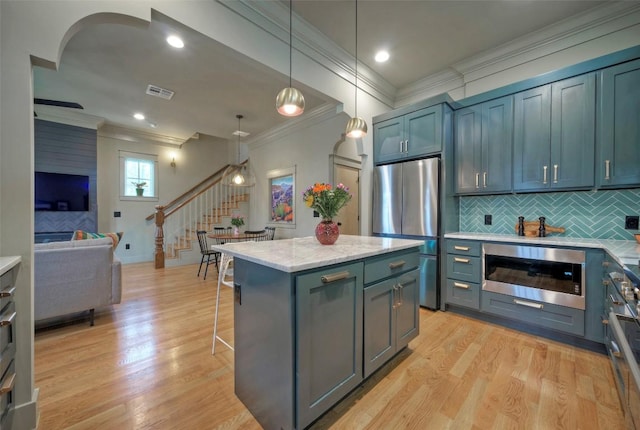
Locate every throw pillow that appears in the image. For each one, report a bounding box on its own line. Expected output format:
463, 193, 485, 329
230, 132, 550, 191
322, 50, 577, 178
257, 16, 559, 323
72, 230, 123, 248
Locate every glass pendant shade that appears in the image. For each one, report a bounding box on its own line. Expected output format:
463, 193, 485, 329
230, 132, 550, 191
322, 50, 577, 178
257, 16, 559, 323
345, 117, 367, 139
276, 87, 305, 117
231, 170, 246, 185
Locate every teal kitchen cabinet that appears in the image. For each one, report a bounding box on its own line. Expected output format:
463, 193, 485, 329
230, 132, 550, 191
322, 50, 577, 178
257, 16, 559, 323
455, 96, 513, 194
296, 261, 364, 428
363, 268, 419, 378
598, 58, 640, 188
513, 73, 595, 191
374, 105, 443, 164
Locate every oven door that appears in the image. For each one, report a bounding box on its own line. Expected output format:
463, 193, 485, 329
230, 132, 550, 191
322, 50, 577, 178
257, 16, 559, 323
483, 243, 585, 310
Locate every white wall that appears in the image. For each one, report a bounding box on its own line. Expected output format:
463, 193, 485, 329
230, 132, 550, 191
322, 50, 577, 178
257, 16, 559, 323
97, 131, 229, 263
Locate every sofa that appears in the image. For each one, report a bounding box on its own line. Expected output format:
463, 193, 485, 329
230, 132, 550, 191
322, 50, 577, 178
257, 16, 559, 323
34, 237, 122, 325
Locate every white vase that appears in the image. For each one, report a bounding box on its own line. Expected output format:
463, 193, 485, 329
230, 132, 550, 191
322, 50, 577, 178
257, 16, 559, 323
233, 226, 239, 236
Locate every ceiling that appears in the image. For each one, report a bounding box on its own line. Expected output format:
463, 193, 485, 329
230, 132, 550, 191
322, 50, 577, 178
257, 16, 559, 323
32, 0, 607, 145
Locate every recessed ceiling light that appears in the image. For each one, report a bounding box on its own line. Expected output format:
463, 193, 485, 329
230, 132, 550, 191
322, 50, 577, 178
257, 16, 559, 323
166, 35, 184, 49
133, 113, 145, 120
375, 50, 390, 63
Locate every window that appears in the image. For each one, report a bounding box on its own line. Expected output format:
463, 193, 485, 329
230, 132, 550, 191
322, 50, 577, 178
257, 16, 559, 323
120, 151, 158, 200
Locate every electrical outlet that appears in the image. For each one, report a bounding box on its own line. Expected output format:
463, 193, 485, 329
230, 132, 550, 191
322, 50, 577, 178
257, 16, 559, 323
484, 214, 492, 225
114, 211, 121, 218
625, 215, 639, 230
125, 243, 130, 250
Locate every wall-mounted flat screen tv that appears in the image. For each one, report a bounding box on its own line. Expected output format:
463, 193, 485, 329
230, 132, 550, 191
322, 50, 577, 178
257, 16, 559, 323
35, 171, 90, 211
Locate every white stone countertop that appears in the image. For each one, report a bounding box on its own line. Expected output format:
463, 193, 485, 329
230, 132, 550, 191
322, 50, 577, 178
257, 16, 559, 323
444, 232, 640, 268
211, 235, 424, 273
0, 256, 21, 276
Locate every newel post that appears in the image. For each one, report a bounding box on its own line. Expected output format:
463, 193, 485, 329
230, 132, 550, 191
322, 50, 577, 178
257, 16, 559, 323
154, 205, 165, 269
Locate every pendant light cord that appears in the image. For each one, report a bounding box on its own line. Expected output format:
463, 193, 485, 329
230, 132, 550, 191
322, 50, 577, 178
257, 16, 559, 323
354, 0, 358, 118
289, 0, 293, 88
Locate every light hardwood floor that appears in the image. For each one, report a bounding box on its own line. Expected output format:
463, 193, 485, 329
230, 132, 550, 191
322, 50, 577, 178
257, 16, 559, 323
35, 262, 625, 429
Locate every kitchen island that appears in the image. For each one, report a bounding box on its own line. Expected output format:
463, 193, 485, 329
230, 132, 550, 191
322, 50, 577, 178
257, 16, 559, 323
211, 235, 423, 430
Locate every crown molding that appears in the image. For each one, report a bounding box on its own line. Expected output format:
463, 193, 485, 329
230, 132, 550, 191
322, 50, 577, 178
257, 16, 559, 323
395, 69, 464, 108
217, 0, 396, 107
98, 122, 187, 147
246, 102, 343, 150
451, 2, 640, 82
33, 108, 105, 130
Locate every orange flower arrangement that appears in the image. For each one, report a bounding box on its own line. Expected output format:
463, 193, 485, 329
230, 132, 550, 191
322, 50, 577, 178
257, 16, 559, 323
302, 182, 352, 220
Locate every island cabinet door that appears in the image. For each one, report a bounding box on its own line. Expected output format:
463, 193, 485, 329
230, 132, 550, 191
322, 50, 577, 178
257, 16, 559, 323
295, 261, 364, 429
363, 278, 396, 378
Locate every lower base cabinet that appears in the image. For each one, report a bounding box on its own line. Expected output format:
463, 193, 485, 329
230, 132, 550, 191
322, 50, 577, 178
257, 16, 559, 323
364, 268, 419, 378
481, 290, 585, 337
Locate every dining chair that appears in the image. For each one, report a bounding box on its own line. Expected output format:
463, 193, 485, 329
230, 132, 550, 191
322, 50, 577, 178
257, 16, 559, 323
196, 230, 219, 280
244, 229, 267, 241
212, 252, 234, 354
264, 226, 276, 240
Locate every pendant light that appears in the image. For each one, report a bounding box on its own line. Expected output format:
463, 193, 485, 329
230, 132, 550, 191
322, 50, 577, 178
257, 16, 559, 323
276, 0, 305, 117
345, 0, 367, 138
231, 114, 246, 185
226, 114, 255, 187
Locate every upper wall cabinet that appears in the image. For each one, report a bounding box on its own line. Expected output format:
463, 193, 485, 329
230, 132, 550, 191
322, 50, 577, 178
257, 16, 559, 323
513, 74, 596, 192
373, 105, 443, 164
454, 95, 513, 194
598, 59, 640, 188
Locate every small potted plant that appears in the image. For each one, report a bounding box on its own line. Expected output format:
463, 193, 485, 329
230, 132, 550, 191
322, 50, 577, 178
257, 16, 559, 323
230, 214, 245, 236
132, 181, 146, 196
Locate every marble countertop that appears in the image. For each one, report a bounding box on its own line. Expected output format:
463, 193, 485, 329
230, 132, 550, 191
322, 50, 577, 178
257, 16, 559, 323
444, 232, 640, 268
0, 256, 21, 276
211, 235, 424, 273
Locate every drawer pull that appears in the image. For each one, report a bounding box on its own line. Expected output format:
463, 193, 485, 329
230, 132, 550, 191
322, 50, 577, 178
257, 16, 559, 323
0, 287, 15, 299
453, 282, 470, 289
454, 257, 470, 264
0, 312, 15, 327
513, 299, 543, 310
320, 271, 350, 284
610, 340, 621, 358
388, 260, 406, 270
0, 372, 15, 395
453, 246, 470, 251
609, 294, 622, 306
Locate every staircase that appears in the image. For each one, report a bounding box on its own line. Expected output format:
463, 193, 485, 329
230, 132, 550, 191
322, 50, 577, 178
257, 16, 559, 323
146, 163, 250, 267
165, 192, 249, 260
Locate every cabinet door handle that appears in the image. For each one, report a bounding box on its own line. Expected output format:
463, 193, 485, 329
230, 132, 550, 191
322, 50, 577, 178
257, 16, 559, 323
513, 299, 544, 309
475, 173, 480, 189
0, 287, 15, 298
453, 245, 469, 251
404, 140, 409, 152
604, 160, 610, 180
320, 271, 350, 284
483, 172, 487, 188
553, 164, 558, 184
543, 165, 548, 184
454, 257, 470, 264
453, 282, 470, 289
389, 260, 406, 270
399, 140, 404, 154
0, 372, 15, 395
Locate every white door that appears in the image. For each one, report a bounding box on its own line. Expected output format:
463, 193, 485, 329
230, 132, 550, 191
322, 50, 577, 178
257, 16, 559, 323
334, 164, 360, 235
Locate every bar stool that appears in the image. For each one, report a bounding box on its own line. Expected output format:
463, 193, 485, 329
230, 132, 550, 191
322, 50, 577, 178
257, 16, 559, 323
212, 252, 234, 354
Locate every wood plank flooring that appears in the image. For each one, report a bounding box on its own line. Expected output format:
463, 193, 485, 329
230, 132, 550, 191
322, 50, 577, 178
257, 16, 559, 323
34, 262, 625, 429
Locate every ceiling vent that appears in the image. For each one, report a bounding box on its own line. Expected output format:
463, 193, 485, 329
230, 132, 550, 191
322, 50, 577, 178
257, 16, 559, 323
146, 84, 174, 100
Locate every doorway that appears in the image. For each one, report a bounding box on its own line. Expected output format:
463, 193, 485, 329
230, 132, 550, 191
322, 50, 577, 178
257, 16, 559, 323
333, 163, 360, 235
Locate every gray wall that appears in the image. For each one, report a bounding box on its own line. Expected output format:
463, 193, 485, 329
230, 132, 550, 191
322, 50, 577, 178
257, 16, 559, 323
34, 119, 97, 236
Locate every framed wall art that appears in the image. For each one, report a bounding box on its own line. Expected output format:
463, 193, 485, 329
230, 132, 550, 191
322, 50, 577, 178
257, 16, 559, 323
267, 166, 295, 227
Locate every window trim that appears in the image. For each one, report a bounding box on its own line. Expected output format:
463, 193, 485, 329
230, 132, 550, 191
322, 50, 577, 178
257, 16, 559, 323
119, 150, 159, 201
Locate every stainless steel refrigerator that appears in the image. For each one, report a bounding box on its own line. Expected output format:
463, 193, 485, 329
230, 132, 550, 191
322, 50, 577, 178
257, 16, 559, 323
372, 157, 440, 309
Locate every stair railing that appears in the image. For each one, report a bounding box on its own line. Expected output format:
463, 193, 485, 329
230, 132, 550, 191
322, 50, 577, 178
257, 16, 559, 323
148, 162, 247, 268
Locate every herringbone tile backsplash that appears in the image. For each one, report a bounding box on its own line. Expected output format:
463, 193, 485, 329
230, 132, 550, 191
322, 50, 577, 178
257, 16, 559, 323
459, 189, 640, 240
